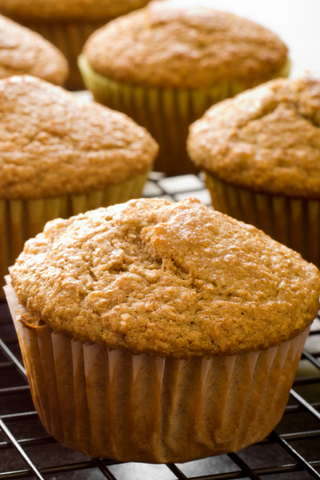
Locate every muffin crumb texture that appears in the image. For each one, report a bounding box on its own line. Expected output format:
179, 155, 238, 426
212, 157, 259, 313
188, 75, 320, 198
83, 0, 288, 89
0, 75, 158, 200
11, 197, 320, 357
0, 15, 68, 85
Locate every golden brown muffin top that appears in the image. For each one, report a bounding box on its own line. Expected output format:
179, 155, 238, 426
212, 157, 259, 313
11, 197, 320, 358
0, 0, 150, 22
0, 75, 158, 200
83, 0, 288, 89
0, 15, 68, 86
188, 75, 320, 198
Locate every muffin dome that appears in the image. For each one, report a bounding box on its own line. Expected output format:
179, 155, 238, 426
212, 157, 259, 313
83, 0, 289, 89
0, 75, 158, 200
0, 0, 151, 90
188, 75, 320, 198
0, 15, 68, 85
11, 197, 320, 358
0, 0, 151, 21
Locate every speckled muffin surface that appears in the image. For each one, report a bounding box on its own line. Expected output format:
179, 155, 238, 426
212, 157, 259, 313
83, 0, 288, 89
0, 75, 158, 200
188, 75, 320, 198
11, 197, 320, 358
0, 15, 68, 85
0, 0, 151, 21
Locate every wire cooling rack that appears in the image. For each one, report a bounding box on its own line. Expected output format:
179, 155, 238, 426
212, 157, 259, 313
0, 173, 320, 480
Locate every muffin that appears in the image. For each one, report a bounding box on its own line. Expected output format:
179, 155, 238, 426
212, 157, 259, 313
188, 74, 320, 268
0, 75, 158, 298
0, 14, 68, 85
5, 197, 320, 463
79, 0, 290, 175
0, 0, 151, 90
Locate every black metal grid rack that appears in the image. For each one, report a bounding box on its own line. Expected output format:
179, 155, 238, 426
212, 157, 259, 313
0, 174, 320, 480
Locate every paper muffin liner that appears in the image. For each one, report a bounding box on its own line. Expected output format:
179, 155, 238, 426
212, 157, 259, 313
0, 171, 148, 299
79, 54, 291, 175
205, 171, 320, 268
4, 275, 309, 463
19, 20, 107, 90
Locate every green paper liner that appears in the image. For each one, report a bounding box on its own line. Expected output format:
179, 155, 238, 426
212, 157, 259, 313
5, 278, 309, 463
205, 171, 320, 267
0, 170, 148, 298
79, 54, 291, 175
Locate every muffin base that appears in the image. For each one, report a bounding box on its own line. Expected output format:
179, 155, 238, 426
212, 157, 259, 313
205, 172, 320, 267
0, 171, 148, 299
79, 54, 291, 175
5, 276, 309, 464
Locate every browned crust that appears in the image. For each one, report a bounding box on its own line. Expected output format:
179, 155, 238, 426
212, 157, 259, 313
11, 197, 320, 358
83, 1, 288, 89
0, 76, 158, 200
188, 75, 320, 199
0, 0, 151, 22
0, 15, 68, 85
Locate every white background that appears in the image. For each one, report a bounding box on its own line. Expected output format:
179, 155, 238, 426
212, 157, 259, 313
172, 0, 320, 79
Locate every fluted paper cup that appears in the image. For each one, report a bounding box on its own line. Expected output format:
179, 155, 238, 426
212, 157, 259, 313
18, 20, 107, 90
79, 54, 291, 175
0, 170, 149, 299
205, 171, 320, 268
4, 274, 309, 463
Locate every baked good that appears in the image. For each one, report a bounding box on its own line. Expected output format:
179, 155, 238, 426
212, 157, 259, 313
0, 14, 68, 85
6, 197, 320, 462
188, 74, 320, 267
0, 75, 158, 298
0, 0, 151, 90
79, 0, 290, 175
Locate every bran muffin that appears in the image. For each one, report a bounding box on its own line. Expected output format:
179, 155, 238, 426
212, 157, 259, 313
6, 197, 320, 463
0, 75, 158, 298
188, 74, 320, 267
0, 0, 151, 90
0, 14, 68, 85
79, 0, 290, 175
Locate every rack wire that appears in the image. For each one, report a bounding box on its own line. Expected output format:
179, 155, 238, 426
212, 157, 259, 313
1, 174, 320, 480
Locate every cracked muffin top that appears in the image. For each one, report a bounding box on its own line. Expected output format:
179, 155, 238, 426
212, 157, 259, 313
0, 15, 68, 85
83, 0, 289, 89
0, 75, 158, 200
0, 0, 151, 22
11, 197, 320, 358
188, 75, 320, 198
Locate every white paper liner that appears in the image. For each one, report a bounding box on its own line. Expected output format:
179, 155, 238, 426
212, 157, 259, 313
4, 276, 310, 463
